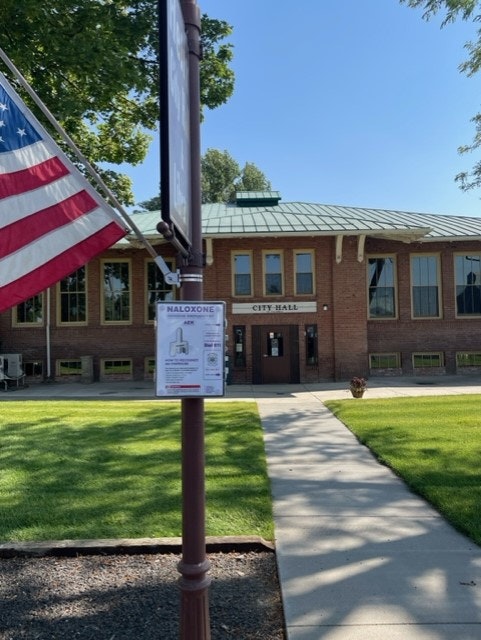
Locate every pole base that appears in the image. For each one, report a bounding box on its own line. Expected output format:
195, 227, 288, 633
178, 559, 212, 640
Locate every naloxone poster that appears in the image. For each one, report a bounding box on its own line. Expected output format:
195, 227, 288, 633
155, 301, 226, 397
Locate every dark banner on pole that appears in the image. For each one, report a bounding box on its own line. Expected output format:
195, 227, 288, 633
159, 0, 191, 245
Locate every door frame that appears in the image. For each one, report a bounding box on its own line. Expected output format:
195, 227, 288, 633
252, 324, 300, 384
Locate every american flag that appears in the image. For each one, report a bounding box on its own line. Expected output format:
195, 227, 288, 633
0, 71, 128, 313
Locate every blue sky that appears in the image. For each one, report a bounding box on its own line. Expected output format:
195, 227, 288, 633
130, 0, 481, 216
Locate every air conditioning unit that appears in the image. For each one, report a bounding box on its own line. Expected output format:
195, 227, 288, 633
0, 354, 23, 377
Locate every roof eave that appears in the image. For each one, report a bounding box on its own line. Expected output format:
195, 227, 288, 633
201, 228, 432, 241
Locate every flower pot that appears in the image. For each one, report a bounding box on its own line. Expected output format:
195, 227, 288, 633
350, 387, 365, 398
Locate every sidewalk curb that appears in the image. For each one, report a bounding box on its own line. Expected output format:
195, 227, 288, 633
0, 535, 275, 558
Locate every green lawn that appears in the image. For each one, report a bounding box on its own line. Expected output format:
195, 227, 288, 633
325, 395, 481, 545
0, 401, 274, 542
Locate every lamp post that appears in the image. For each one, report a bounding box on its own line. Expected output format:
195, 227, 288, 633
177, 1, 211, 638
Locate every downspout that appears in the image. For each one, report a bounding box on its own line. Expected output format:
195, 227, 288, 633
335, 235, 343, 263
205, 238, 214, 265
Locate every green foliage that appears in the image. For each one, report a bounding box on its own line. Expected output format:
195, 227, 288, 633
236, 162, 273, 194
401, 0, 481, 190
0, 400, 273, 541
401, 1, 478, 24
136, 148, 272, 208
137, 195, 162, 212
0, 2, 234, 203
326, 394, 481, 545
201, 148, 272, 203
200, 14, 235, 112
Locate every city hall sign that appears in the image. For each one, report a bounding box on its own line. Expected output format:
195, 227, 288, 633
232, 302, 317, 314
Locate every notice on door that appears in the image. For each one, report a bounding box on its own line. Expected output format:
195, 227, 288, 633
155, 301, 226, 398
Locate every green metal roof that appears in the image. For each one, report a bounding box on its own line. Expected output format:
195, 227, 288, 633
120, 200, 481, 247
200, 201, 481, 241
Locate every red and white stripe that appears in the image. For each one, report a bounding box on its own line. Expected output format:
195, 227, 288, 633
0, 77, 128, 313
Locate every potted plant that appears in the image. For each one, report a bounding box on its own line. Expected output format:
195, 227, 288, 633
350, 376, 367, 398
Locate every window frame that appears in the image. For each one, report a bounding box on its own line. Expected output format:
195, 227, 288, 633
13, 294, 44, 327
24, 360, 43, 379
412, 352, 444, 368
56, 359, 82, 377
410, 254, 441, 319
367, 255, 397, 320
456, 352, 481, 367
454, 253, 481, 317
145, 357, 156, 378
231, 251, 253, 297
263, 250, 284, 297
294, 250, 315, 296
57, 266, 88, 326
369, 352, 400, 370
145, 258, 175, 323
100, 358, 133, 378
101, 259, 132, 325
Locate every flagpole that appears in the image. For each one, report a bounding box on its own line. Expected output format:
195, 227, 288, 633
0, 47, 186, 269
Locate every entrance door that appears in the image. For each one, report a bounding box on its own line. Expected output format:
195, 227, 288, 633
252, 325, 300, 384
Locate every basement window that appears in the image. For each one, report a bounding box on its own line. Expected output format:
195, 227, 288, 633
456, 352, 481, 367
145, 358, 156, 377
370, 353, 400, 369
24, 361, 43, 378
57, 360, 82, 376
412, 352, 444, 368
101, 359, 133, 377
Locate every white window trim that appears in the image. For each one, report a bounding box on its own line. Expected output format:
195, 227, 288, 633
12, 293, 44, 327
101, 258, 132, 325
454, 252, 481, 318
231, 251, 254, 297
262, 250, 284, 297
57, 266, 88, 326
294, 249, 315, 296
369, 352, 401, 369
412, 352, 444, 368
456, 352, 481, 367
410, 253, 442, 320
100, 358, 133, 378
366, 254, 398, 320
56, 359, 82, 377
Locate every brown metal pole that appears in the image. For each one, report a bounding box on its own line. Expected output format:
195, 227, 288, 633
177, 1, 211, 638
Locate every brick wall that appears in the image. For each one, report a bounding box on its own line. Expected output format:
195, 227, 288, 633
0, 246, 176, 382
331, 237, 369, 379
366, 237, 481, 376
205, 235, 336, 382
1, 233, 481, 384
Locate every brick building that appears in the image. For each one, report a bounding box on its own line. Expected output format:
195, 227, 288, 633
2, 191, 481, 385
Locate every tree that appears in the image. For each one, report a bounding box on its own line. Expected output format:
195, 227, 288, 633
236, 162, 273, 193
135, 150, 272, 209
136, 195, 162, 212
201, 149, 272, 203
401, 0, 481, 189
0, 2, 234, 204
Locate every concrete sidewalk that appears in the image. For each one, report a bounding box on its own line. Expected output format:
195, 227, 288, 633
4, 376, 481, 639
3, 373, 481, 401
257, 383, 481, 640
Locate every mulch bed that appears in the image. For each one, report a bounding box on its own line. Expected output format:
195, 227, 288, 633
0, 550, 286, 639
